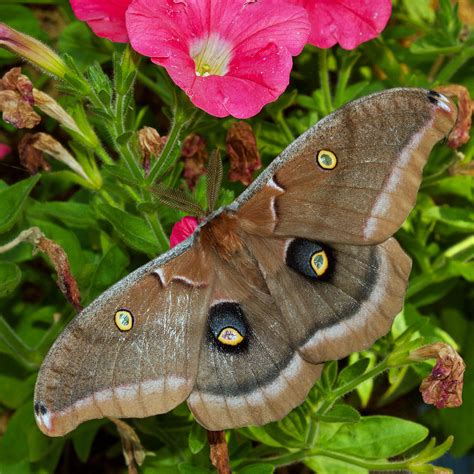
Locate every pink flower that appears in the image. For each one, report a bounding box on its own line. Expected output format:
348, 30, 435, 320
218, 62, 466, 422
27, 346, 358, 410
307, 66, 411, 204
70, 0, 131, 42
0, 143, 11, 159
126, 0, 310, 118
292, 0, 392, 50
169, 216, 199, 248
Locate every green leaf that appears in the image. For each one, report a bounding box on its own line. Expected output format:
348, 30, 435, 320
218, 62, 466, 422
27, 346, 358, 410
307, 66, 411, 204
319, 361, 338, 392
97, 203, 161, 255
178, 463, 212, 474
336, 359, 370, 389
188, 423, 207, 455
0, 176, 40, 234
423, 206, 474, 233
0, 374, 34, 409
321, 416, 429, 459
27, 202, 96, 229
305, 456, 367, 474
57, 22, 109, 71
72, 420, 107, 463
238, 464, 274, 474
316, 405, 361, 424
0, 261, 21, 298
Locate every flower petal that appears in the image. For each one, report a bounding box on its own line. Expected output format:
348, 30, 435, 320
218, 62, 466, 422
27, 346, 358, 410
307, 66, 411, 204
295, 0, 392, 50
126, 0, 309, 118
170, 216, 199, 248
0, 143, 11, 160
70, 0, 131, 42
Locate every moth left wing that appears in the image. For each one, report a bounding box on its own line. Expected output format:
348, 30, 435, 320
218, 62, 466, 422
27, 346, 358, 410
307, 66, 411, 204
34, 241, 212, 436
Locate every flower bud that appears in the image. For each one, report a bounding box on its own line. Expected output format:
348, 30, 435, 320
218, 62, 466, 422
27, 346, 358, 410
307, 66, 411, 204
0, 23, 68, 78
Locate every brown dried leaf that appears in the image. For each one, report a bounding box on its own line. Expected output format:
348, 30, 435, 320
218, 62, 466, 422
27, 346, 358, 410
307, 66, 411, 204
36, 236, 82, 312
109, 418, 146, 474
182, 133, 208, 189
226, 121, 261, 186
411, 342, 466, 409
435, 85, 472, 148
18, 133, 51, 174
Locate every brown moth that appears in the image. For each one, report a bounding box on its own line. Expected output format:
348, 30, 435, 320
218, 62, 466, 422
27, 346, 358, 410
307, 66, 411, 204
34, 88, 457, 436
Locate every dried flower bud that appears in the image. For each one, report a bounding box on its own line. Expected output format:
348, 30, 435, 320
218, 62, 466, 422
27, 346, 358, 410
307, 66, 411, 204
33, 89, 83, 136
19, 132, 90, 183
0, 68, 40, 129
0, 143, 11, 160
410, 342, 465, 409
0, 23, 68, 78
138, 126, 166, 173
19, 134, 51, 174
435, 85, 472, 149
226, 121, 261, 186
181, 134, 208, 189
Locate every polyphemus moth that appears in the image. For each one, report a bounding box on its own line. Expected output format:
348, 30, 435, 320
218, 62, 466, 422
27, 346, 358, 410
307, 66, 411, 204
34, 88, 456, 436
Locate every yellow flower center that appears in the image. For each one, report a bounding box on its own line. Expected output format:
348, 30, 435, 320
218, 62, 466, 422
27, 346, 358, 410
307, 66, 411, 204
190, 33, 233, 77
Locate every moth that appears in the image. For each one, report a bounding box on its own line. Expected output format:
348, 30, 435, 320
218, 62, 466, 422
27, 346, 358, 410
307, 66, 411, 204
34, 88, 456, 436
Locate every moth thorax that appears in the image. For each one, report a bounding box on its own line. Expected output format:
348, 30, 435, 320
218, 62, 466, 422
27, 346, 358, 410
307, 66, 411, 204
203, 212, 243, 259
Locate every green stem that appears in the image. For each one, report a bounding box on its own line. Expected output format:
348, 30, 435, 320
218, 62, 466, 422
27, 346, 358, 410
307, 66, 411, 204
318, 49, 333, 115
147, 99, 194, 185
277, 115, 295, 143
435, 46, 474, 84
137, 70, 165, 98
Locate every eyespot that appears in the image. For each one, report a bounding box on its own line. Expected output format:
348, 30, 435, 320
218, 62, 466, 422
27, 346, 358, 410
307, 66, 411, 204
310, 250, 329, 276
317, 149, 337, 170
286, 239, 332, 280
114, 310, 134, 332
218, 327, 244, 346
209, 302, 248, 351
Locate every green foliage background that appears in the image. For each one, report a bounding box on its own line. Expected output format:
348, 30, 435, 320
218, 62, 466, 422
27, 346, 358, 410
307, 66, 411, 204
0, 0, 473, 472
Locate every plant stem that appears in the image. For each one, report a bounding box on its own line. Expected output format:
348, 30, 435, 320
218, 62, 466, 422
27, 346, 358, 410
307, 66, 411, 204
137, 70, 165, 98
318, 49, 333, 115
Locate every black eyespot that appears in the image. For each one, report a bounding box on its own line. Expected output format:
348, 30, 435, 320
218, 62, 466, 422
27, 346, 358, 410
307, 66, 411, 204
427, 90, 442, 105
286, 238, 332, 280
208, 302, 248, 352
34, 401, 47, 415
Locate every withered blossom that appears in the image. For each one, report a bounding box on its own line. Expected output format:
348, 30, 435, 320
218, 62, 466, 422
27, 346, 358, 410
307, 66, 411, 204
435, 85, 472, 149
181, 134, 208, 189
138, 126, 166, 174
0, 68, 40, 128
19, 132, 91, 183
410, 342, 465, 409
226, 121, 261, 186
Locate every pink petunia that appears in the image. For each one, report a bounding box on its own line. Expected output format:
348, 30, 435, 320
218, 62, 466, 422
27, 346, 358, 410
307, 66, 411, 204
292, 0, 392, 50
0, 143, 12, 159
126, 0, 310, 118
70, 0, 131, 42
169, 216, 199, 248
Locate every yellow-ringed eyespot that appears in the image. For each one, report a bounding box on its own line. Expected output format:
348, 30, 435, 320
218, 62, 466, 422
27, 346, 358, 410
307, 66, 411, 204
115, 310, 134, 332
218, 327, 244, 346
310, 250, 329, 276
317, 150, 337, 170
